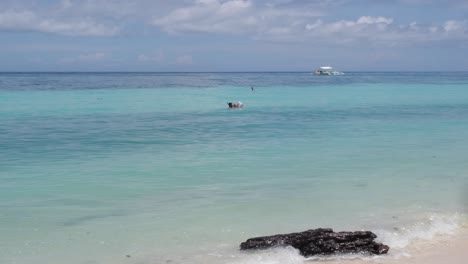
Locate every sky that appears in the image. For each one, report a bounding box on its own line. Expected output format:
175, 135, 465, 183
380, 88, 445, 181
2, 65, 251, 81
0, 0, 467, 71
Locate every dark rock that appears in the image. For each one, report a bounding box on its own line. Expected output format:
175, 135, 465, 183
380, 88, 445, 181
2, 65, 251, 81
240, 228, 389, 257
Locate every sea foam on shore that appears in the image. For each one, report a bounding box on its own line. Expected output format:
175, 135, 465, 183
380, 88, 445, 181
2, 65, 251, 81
126, 212, 466, 264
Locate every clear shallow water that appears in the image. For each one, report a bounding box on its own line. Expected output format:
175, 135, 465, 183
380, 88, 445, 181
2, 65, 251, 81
1, 72, 468, 264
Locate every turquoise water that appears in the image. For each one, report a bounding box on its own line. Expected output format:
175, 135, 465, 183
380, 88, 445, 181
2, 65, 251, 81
1, 72, 468, 264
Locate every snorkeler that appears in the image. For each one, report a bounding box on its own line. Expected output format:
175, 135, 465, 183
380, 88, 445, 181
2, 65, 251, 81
227, 101, 243, 108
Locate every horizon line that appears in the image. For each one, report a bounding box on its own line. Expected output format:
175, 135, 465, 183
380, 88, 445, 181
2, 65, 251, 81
1, 71, 468, 74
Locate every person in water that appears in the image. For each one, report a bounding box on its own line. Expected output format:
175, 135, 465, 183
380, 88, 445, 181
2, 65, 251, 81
227, 101, 243, 108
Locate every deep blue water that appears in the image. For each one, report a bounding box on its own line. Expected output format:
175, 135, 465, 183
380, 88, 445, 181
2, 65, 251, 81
1, 72, 468, 91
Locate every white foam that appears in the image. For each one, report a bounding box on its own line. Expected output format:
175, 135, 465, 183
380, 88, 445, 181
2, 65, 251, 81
375, 213, 462, 253
228, 247, 305, 264
227, 213, 464, 264
123, 213, 465, 264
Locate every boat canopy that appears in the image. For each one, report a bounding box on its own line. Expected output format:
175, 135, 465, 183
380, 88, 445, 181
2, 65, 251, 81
319, 66, 333, 70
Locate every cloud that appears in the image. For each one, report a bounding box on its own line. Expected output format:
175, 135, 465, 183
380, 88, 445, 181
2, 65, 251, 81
152, 0, 322, 34
0, 1, 467, 46
175, 55, 193, 65
0, 10, 35, 28
332, 0, 468, 8
444, 20, 465, 32
0, 9, 119, 36
305, 16, 394, 35
155, 0, 467, 45
151, 1, 467, 45
303, 17, 468, 45
153, 0, 254, 34
356, 16, 393, 25
62, 52, 110, 62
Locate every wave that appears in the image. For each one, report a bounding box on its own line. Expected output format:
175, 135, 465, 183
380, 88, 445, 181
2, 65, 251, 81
226, 213, 465, 264
373, 213, 463, 258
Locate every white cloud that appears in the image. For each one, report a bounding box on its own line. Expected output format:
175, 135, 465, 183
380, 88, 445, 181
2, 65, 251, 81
307, 18, 465, 45
444, 20, 465, 32
0, 1, 467, 46
62, 52, 110, 62
175, 55, 193, 65
153, 0, 254, 34
356, 16, 393, 25
0, 10, 119, 36
305, 16, 394, 35
153, 0, 322, 34
151, 1, 467, 45
0, 10, 35, 28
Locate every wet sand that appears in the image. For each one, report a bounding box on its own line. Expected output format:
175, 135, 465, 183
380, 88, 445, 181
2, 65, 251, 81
394, 233, 468, 264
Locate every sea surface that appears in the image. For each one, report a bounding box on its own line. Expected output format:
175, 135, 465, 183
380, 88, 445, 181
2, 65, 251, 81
1, 72, 468, 264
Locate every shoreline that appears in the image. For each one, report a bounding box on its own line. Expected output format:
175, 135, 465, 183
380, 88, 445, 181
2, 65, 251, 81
143, 216, 468, 264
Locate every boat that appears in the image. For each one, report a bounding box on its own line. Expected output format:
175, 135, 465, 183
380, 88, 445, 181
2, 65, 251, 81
314, 66, 344, 75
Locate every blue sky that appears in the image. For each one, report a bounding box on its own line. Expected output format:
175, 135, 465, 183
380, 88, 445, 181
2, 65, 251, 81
0, 0, 467, 71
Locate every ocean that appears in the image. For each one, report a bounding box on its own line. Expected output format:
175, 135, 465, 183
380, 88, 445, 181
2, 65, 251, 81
1, 72, 467, 264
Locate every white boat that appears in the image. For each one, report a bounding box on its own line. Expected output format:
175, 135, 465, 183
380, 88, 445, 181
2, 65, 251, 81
314, 66, 344, 75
